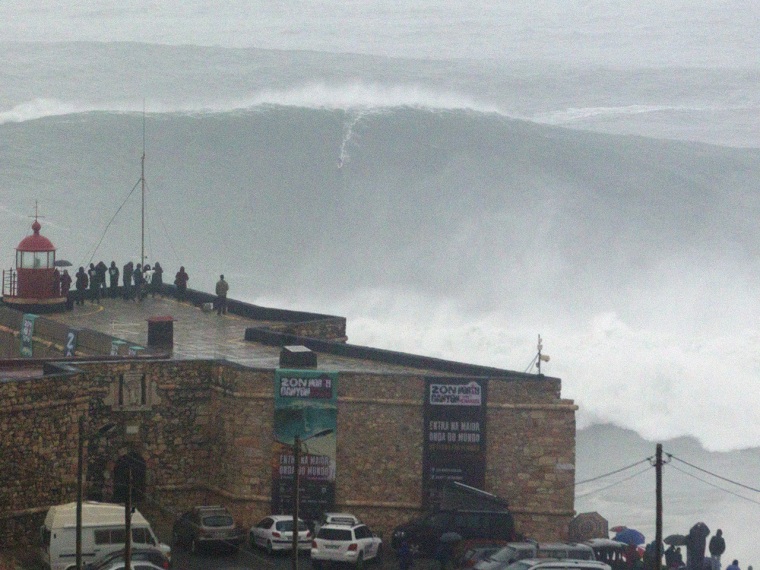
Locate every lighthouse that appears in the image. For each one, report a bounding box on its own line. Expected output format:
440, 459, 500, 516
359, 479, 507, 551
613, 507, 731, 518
2, 219, 67, 313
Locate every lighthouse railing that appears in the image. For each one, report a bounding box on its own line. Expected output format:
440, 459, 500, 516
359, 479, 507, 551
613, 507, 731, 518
2, 268, 17, 297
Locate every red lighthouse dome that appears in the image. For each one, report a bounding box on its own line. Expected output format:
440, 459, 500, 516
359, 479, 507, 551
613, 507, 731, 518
17, 220, 55, 253
2, 219, 67, 313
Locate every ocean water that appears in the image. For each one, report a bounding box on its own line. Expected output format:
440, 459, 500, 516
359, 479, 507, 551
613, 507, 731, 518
1, 2, 758, 564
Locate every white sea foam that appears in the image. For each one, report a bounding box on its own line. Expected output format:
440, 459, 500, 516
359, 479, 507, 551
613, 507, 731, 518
0, 84, 504, 125
533, 104, 760, 124
256, 285, 760, 454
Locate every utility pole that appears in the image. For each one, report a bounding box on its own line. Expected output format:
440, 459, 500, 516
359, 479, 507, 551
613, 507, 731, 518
655, 444, 663, 569
292, 434, 301, 570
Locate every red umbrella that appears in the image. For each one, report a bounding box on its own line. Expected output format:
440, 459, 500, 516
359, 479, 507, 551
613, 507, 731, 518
610, 525, 628, 533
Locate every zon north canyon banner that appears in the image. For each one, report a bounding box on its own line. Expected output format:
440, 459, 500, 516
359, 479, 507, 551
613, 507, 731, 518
272, 369, 338, 521
423, 377, 488, 508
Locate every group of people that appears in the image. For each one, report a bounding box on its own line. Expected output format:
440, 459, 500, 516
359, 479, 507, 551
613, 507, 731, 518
660, 527, 749, 570
54, 261, 191, 308
53, 261, 232, 315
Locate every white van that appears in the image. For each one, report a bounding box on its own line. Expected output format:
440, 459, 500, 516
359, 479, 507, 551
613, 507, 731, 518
40, 501, 169, 570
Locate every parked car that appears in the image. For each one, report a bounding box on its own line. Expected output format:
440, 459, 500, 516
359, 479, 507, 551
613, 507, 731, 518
249, 515, 312, 554
583, 538, 627, 570
85, 547, 170, 570
476, 542, 595, 570
392, 510, 515, 557
172, 505, 243, 553
310, 522, 383, 569
87, 563, 165, 570
535, 543, 594, 561
504, 558, 611, 570
474, 542, 539, 570
313, 512, 361, 535
457, 546, 503, 568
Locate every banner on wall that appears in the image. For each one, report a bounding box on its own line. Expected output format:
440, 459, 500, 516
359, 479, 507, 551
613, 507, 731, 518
272, 369, 338, 522
423, 377, 488, 509
19, 314, 38, 357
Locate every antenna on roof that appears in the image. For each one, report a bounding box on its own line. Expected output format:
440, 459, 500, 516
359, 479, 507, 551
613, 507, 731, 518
141, 100, 146, 265
536, 334, 550, 375
30, 200, 45, 222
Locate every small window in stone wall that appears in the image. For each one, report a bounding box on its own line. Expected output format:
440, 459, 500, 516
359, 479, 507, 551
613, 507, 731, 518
116, 372, 150, 409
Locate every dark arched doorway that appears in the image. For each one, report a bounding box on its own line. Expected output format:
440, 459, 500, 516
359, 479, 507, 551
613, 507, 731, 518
113, 452, 146, 505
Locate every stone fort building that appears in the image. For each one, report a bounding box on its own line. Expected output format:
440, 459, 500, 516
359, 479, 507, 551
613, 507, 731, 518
0, 286, 577, 549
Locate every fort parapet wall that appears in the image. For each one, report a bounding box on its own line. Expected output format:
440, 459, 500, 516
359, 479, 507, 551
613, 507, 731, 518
0, 286, 347, 359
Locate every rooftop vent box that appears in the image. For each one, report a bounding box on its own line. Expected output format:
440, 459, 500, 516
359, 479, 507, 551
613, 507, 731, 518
280, 345, 317, 368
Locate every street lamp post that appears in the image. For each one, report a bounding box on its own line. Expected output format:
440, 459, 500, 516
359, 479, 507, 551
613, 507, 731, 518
76, 416, 116, 570
76, 415, 85, 570
289, 429, 333, 570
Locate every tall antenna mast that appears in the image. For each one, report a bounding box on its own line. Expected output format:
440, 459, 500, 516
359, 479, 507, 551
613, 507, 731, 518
141, 103, 146, 266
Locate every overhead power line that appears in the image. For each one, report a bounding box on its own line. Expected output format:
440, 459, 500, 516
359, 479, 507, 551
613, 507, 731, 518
667, 453, 760, 493
668, 463, 760, 507
575, 464, 653, 499
570, 456, 654, 490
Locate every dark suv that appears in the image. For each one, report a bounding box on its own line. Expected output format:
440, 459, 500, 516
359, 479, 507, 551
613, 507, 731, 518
391, 510, 515, 557
172, 505, 243, 553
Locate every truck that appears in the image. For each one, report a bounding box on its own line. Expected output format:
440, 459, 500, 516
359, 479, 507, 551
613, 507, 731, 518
391, 482, 516, 557
40, 501, 170, 570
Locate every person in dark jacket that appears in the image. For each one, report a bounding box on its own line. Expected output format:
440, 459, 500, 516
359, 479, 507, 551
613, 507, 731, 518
122, 261, 133, 300
133, 263, 144, 302
709, 530, 725, 564
95, 260, 108, 297
687, 522, 710, 570
397, 537, 413, 570
87, 263, 98, 303
60, 269, 73, 310
174, 266, 189, 300
151, 262, 163, 297
75, 267, 89, 306
52, 268, 61, 296
108, 261, 120, 298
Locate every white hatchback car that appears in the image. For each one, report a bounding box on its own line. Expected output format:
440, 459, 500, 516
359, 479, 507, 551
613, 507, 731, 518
505, 559, 612, 570
249, 515, 312, 554
311, 522, 382, 569
313, 512, 361, 535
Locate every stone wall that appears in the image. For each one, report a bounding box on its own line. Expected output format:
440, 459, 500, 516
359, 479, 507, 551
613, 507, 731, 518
0, 358, 576, 549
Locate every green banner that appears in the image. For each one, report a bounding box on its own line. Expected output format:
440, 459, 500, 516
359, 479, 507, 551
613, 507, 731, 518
272, 369, 338, 522
19, 314, 38, 357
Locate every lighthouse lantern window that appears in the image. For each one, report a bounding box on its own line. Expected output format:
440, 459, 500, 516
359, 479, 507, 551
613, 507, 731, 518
17, 251, 54, 269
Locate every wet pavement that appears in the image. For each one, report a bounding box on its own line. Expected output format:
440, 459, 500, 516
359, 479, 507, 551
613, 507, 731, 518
46, 293, 430, 374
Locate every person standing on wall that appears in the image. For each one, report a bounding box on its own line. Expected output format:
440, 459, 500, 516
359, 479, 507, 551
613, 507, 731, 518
151, 262, 163, 297
174, 266, 189, 300
133, 263, 144, 302
60, 269, 73, 310
95, 260, 108, 298
108, 261, 120, 298
87, 263, 98, 303
215, 274, 229, 315
122, 261, 133, 300
75, 267, 88, 306
142, 264, 154, 300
